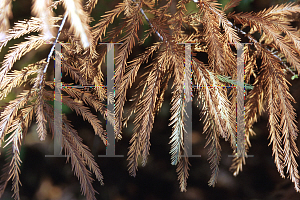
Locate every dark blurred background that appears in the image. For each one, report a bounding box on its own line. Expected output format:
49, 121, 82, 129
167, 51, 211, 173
1, 0, 300, 199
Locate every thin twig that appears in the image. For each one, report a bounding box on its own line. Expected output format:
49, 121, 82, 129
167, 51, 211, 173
132, 0, 164, 41
39, 12, 69, 88
44, 12, 68, 73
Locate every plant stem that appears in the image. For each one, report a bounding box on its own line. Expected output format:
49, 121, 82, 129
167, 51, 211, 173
39, 12, 69, 89
132, 0, 164, 41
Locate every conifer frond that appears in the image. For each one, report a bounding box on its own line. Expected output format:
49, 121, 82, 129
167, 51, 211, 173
43, 102, 101, 199
176, 156, 190, 192
43, 90, 107, 145
147, 9, 172, 42
115, 4, 143, 137
168, 45, 186, 166
92, 2, 126, 45
62, 121, 97, 200
201, 9, 226, 73
61, 87, 107, 119
35, 88, 47, 141
168, 64, 191, 192
116, 42, 161, 137
169, 0, 188, 39
127, 49, 165, 176
0, 17, 60, 52
0, 35, 46, 83
261, 2, 300, 18
199, 0, 240, 74
194, 73, 221, 186
230, 48, 261, 176
154, 70, 172, 114
6, 122, 23, 200
244, 45, 257, 84
199, 0, 240, 44
92, 75, 107, 101
1, 105, 34, 200
259, 45, 300, 191
61, 59, 89, 85
0, 0, 13, 40
84, 0, 99, 14
63, 0, 92, 49
192, 58, 235, 185
63, 38, 107, 99
123, 79, 147, 128
193, 58, 234, 142
0, 59, 45, 100
223, 0, 241, 12
208, 72, 234, 142
62, 116, 104, 185
0, 90, 37, 146
32, 0, 55, 41
205, 116, 221, 187
169, 88, 185, 166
